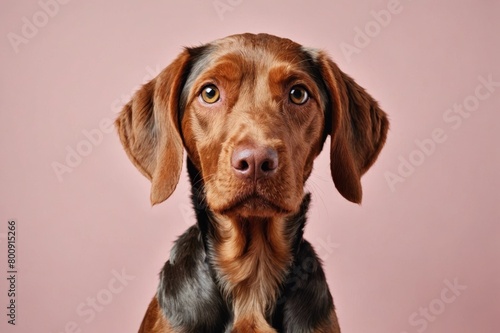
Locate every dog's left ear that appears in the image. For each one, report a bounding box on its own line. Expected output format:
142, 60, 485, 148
115, 50, 191, 205
314, 52, 389, 204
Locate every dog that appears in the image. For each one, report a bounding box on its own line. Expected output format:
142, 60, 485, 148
115, 33, 389, 333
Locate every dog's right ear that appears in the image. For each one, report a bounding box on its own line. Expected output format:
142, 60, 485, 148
115, 50, 191, 205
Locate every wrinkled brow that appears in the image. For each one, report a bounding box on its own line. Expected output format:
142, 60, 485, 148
180, 51, 250, 112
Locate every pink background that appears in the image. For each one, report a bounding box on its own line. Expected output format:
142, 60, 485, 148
1, 0, 499, 332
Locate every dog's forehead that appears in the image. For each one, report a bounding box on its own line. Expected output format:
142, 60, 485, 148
209, 33, 307, 63
180, 34, 325, 111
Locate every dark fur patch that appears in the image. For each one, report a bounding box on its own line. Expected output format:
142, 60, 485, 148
157, 224, 230, 332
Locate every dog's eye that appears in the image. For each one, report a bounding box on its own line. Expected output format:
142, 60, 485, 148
289, 86, 309, 105
200, 85, 220, 104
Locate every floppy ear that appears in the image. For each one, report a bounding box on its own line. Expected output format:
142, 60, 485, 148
315, 52, 389, 204
115, 50, 191, 205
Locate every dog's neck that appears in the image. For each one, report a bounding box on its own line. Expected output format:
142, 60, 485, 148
187, 158, 310, 329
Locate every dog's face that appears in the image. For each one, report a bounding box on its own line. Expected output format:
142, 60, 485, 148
115, 33, 388, 218
180, 35, 327, 217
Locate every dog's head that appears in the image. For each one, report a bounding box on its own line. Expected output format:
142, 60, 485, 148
115, 33, 388, 218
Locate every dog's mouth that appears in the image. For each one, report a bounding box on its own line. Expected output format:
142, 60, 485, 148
218, 192, 292, 218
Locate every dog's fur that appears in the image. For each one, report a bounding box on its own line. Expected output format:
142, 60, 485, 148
115, 33, 389, 333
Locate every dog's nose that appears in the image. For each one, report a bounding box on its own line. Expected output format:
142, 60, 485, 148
231, 146, 279, 180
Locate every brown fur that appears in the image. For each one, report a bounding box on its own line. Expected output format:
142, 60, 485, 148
116, 33, 389, 332
214, 215, 292, 331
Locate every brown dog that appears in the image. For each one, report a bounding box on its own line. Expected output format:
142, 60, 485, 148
116, 33, 389, 333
